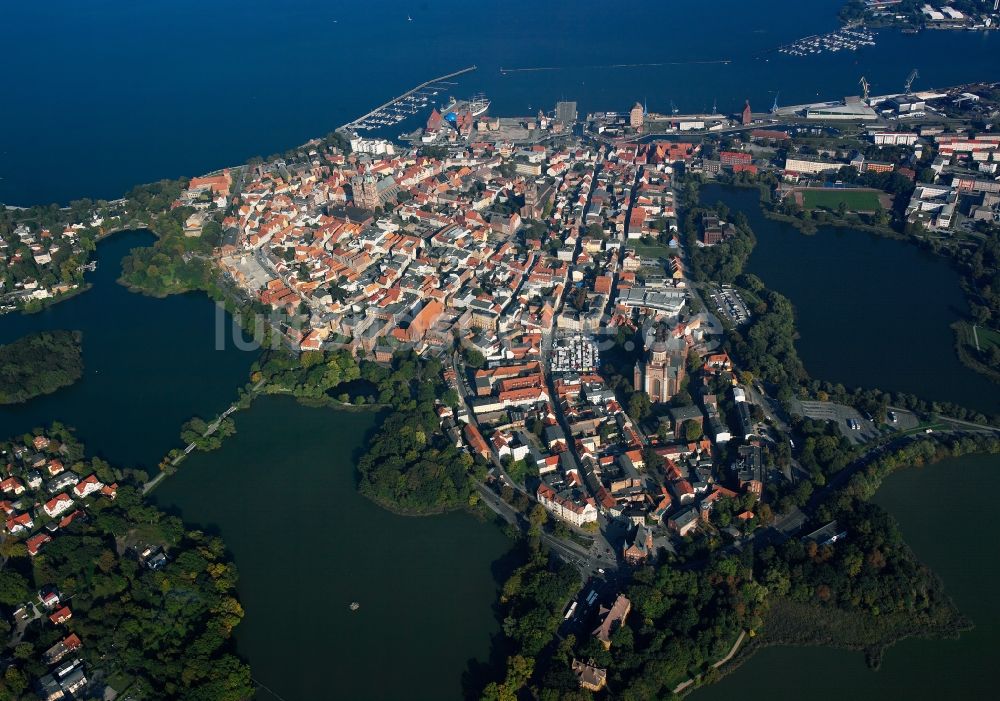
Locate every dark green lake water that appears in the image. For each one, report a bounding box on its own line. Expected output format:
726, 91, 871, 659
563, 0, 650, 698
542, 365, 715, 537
152, 396, 511, 701
693, 453, 1000, 701
700, 184, 999, 418
0, 230, 257, 469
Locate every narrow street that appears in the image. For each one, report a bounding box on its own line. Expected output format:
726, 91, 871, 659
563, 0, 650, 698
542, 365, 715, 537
449, 347, 615, 578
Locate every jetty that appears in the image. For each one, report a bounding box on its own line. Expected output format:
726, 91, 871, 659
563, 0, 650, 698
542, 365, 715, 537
340, 65, 478, 131
499, 59, 731, 75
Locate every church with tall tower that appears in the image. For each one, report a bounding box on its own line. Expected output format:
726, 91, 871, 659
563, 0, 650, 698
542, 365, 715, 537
351, 173, 380, 211
350, 171, 400, 212
634, 329, 687, 403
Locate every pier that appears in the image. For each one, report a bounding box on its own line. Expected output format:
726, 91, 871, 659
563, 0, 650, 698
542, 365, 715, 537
499, 59, 731, 75
339, 65, 478, 131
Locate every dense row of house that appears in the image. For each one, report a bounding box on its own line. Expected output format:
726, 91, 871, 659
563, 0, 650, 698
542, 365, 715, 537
2, 434, 121, 700
410, 131, 776, 570
0, 223, 90, 310
206, 114, 734, 356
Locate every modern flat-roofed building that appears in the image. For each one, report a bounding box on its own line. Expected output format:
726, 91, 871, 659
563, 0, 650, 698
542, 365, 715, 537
784, 157, 842, 175
619, 287, 686, 314
806, 97, 877, 121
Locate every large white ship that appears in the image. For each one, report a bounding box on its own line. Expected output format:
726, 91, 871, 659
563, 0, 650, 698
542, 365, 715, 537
441, 93, 491, 117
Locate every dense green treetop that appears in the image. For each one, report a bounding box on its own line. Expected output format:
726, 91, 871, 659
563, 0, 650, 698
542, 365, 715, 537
0, 330, 83, 404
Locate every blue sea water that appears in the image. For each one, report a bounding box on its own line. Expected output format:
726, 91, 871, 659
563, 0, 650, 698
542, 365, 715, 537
3, 0, 999, 205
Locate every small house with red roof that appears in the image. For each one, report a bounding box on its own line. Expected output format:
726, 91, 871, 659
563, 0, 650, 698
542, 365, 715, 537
38, 588, 61, 610
43, 633, 82, 665
0, 477, 25, 495
44, 493, 74, 518
27, 533, 52, 556
48, 606, 72, 625
6, 512, 33, 534
73, 474, 104, 498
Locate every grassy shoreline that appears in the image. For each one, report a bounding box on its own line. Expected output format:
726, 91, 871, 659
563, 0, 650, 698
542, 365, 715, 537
707, 593, 970, 693
952, 321, 1000, 385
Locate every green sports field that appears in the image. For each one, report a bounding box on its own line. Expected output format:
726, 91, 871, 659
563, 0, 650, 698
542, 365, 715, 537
801, 189, 881, 212
975, 325, 1000, 351
629, 240, 675, 259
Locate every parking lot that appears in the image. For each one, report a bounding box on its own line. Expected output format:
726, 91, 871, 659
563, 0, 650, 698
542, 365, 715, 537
885, 407, 920, 432
793, 400, 880, 444
710, 285, 752, 326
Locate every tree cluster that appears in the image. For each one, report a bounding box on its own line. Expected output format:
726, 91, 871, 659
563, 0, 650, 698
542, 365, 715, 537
0, 330, 83, 404
480, 550, 580, 701
684, 202, 756, 285
253, 348, 475, 514
118, 212, 216, 297
726, 280, 806, 392
757, 497, 968, 650
179, 416, 237, 452
358, 404, 476, 514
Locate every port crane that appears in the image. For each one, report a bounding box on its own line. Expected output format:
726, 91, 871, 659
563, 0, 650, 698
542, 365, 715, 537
670, 100, 679, 115
771, 92, 780, 114
859, 76, 870, 103
904, 69, 919, 95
